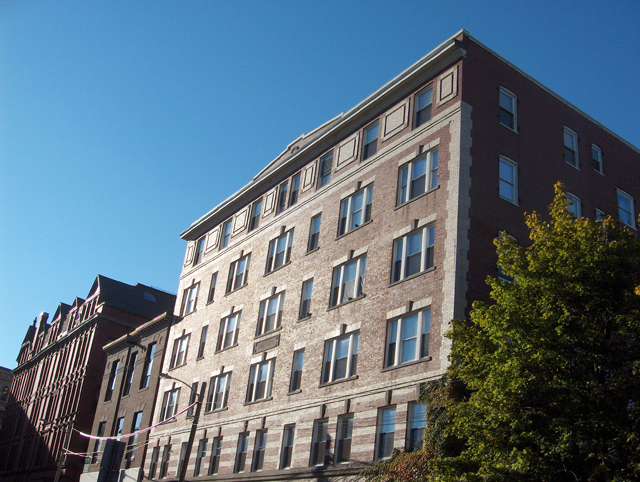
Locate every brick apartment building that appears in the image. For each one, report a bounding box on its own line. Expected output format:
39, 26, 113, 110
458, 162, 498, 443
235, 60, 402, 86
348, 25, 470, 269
0, 276, 175, 482
0, 366, 12, 431
145, 29, 634, 481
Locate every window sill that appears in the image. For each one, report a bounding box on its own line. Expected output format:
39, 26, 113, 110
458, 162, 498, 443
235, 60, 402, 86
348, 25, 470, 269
306, 247, 320, 255
327, 294, 365, 312
243, 396, 273, 406
225, 283, 248, 296
565, 161, 580, 170
394, 185, 439, 210
499, 195, 519, 206
168, 363, 187, 371
215, 343, 238, 354
204, 406, 228, 415
264, 260, 292, 277
196, 356, 205, 361
388, 267, 435, 288
255, 326, 282, 340
336, 220, 373, 240
298, 314, 312, 322
319, 375, 358, 388
381, 356, 431, 373
288, 389, 302, 396
500, 122, 518, 133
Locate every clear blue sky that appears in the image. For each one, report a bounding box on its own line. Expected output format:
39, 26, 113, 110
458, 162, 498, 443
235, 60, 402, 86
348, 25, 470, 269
1, 0, 639, 369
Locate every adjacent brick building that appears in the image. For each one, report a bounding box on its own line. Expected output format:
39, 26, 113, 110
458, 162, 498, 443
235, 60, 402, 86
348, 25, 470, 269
0, 366, 12, 432
0, 276, 176, 482
142, 29, 640, 482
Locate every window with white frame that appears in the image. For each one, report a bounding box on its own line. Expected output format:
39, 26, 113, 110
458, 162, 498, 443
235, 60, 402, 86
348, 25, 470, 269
194, 438, 207, 476
392, 225, 435, 283
205, 372, 231, 412
246, 359, 275, 403
280, 425, 295, 469
197, 326, 208, 359
105, 360, 119, 401
499, 88, 517, 131
186, 382, 199, 418
414, 86, 433, 128
385, 309, 431, 368
149, 446, 159, 478
307, 214, 321, 252
406, 402, 427, 451
266, 230, 293, 273
226, 254, 250, 293
170, 333, 190, 368
208, 437, 222, 475
289, 173, 301, 207
564, 127, 579, 167
234, 433, 249, 473
336, 414, 354, 463
289, 349, 304, 392
256, 291, 285, 336
159, 387, 180, 421
376, 406, 396, 459
276, 180, 288, 214
321, 331, 359, 384
299, 278, 313, 319
566, 193, 581, 217
330, 256, 366, 307
252, 430, 268, 471
140, 343, 156, 389
181, 282, 199, 316
122, 352, 137, 396
617, 189, 636, 228
309, 419, 330, 466
339, 185, 373, 235
248, 199, 262, 232
362, 122, 379, 160
193, 236, 206, 266
125, 411, 143, 460
160, 444, 171, 478
397, 149, 439, 205
318, 152, 333, 187
220, 219, 232, 249
216, 311, 241, 351
592, 144, 603, 173
499, 156, 518, 204
207, 272, 218, 304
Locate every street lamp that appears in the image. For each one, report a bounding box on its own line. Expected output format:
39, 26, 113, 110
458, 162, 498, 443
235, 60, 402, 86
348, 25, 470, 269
158, 373, 206, 482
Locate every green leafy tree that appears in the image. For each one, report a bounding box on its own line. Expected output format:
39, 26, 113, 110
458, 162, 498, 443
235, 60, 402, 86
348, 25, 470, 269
363, 184, 640, 482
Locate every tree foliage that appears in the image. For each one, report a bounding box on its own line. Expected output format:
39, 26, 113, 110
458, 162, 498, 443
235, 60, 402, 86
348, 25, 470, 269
362, 184, 640, 482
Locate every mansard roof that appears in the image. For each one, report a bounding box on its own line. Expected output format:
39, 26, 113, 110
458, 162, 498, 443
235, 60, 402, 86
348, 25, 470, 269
51, 302, 72, 324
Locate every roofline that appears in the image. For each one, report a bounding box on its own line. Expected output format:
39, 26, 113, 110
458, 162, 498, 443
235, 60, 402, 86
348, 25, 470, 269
103, 311, 172, 351
180, 29, 466, 240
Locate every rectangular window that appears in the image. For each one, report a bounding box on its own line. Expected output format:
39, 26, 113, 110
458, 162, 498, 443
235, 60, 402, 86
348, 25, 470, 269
92, 421, 106, 464
159, 387, 180, 421
177, 442, 188, 479
376, 407, 396, 459
193, 236, 206, 266
567, 193, 581, 217
266, 230, 294, 273
307, 214, 321, 252
362, 122, 379, 160
252, 430, 268, 471
299, 278, 313, 319
330, 256, 366, 307
122, 352, 137, 397
256, 291, 285, 336
309, 419, 329, 466
170, 334, 190, 368
114, 416, 125, 438
181, 282, 199, 316
140, 343, 156, 389
318, 152, 333, 187
226, 254, 250, 293
194, 438, 207, 476
397, 149, 438, 205
276, 180, 289, 214
414, 86, 433, 128
499, 156, 518, 204
186, 382, 199, 418
149, 446, 159, 478
216, 311, 241, 351
104, 360, 119, 401
407, 402, 427, 451
322, 332, 359, 384
160, 444, 171, 479
289, 173, 301, 207
385, 309, 431, 368
125, 411, 143, 461
289, 349, 304, 392
595, 209, 606, 221
564, 127, 579, 168
592, 144, 603, 173
392, 225, 435, 283
208, 436, 222, 475
246, 359, 275, 403
336, 414, 353, 463
220, 219, 232, 249
207, 272, 218, 304
499, 88, 517, 131
249, 199, 263, 232
280, 424, 295, 469
205, 372, 232, 412
234, 433, 249, 473
197, 326, 208, 359
617, 189, 636, 228
339, 185, 373, 235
